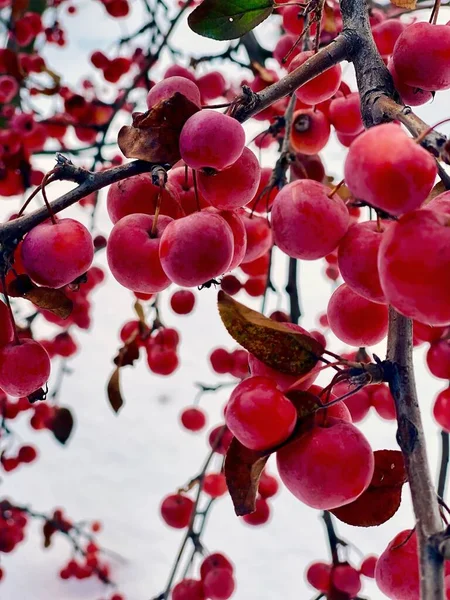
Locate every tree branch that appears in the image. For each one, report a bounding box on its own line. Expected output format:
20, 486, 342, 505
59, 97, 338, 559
286, 257, 301, 324
438, 430, 450, 500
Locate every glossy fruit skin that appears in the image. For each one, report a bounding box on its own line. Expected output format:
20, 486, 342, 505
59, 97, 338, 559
203, 568, 235, 600
433, 387, 450, 432
344, 123, 436, 216
107, 214, 172, 293
242, 497, 270, 526
306, 561, 331, 592
272, 180, 349, 260
258, 472, 279, 498
360, 555, 378, 578
107, 174, 182, 223
332, 564, 361, 596
393, 22, 450, 91
200, 553, 234, 580
209, 209, 247, 271
172, 578, 205, 600
225, 376, 297, 451
0, 300, 14, 347
277, 419, 374, 509
160, 493, 194, 529
378, 209, 450, 325
203, 473, 227, 498
240, 213, 272, 264
289, 51, 342, 104
179, 110, 245, 172
427, 340, 450, 379
22, 218, 94, 289
290, 109, 330, 155
0, 340, 51, 397
375, 529, 420, 599
159, 212, 234, 287
329, 93, 363, 135
146, 76, 201, 109
387, 58, 432, 107
338, 220, 389, 304
170, 290, 196, 315
180, 407, 206, 432
327, 284, 388, 346
197, 147, 261, 210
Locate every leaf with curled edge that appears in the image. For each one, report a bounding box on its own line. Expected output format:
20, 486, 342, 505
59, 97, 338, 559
188, 0, 274, 41
118, 93, 199, 165
225, 437, 270, 516
331, 450, 407, 527
7, 274, 73, 319
218, 291, 324, 376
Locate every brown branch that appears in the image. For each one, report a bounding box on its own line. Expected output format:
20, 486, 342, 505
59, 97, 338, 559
438, 431, 450, 500
386, 309, 444, 599
286, 257, 301, 324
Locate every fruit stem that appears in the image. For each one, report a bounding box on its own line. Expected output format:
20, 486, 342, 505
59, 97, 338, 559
430, 0, 442, 24
1, 275, 20, 345
327, 179, 345, 199
192, 169, 201, 212
438, 430, 450, 499
150, 189, 162, 238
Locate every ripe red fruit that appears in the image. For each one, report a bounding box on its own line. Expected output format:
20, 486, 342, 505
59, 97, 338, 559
0, 340, 50, 397
272, 180, 349, 260
179, 110, 245, 172
220, 275, 242, 296
378, 209, 450, 325
160, 493, 194, 529
290, 108, 330, 155
203, 568, 235, 600
306, 561, 331, 592
211, 209, 247, 271
203, 473, 227, 498
107, 174, 181, 223
329, 92, 363, 135
333, 381, 371, 423
393, 22, 450, 91
327, 283, 389, 346
370, 384, 396, 420
197, 147, 261, 210
258, 471, 279, 498
433, 387, 450, 432
196, 71, 226, 101
242, 496, 270, 526
276, 419, 374, 509
289, 51, 341, 104
208, 425, 233, 455
0, 300, 14, 347
146, 76, 201, 109
345, 124, 436, 216
200, 553, 234, 580
375, 529, 420, 599
338, 220, 390, 304
107, 214, 172, 293
240, 213, 272, 264
22, 218, 94, 288
147, 347, 179, 376
427, 340, 450, 379
180, 407, 206, 432
154, 327, 180, 349
387, 58, 432, 107
209, 348, 233, 374
170, 290, 196, 315
372, 19, 406, 57
159, 212, 234, 287
172, 578, 205, 600
225, 376, 297, 451
17, 444, 37, 463
332, 564, 361, 596
360, 555, 378, 578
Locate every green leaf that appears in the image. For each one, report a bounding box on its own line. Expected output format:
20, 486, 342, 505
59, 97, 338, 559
188, 0, 274, 41
218, 291, 324, 376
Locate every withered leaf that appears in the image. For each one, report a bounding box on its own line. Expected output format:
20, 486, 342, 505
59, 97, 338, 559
390, 0, 416, 8
107, 367, 124, 414
113, 340, 140, 367
424, 181, 446, 205
51, 407, 74, 445
331, 450, 407, 527
118, 92, 199, 165
7, 274, 73, 319
218, 291, 324, 376
225, 437, 270, 516
134, 300, 146, 324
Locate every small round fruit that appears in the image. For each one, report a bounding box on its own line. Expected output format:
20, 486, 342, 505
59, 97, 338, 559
180, 407, 206, 432
375, 529, 419, 599
241, 497, 270, 526
290, 109, 330, 155
0, 300, 14, 347
160, 493, 194, 529
433, 387, 450, 432
0, 340, 50, 397
203, 568, 235, 600
146, 76, 201, 108
289, 51, 342, 104
170, 290, 196, 315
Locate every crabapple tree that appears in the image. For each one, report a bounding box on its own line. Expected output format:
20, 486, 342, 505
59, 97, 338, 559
1, 0, 450, 599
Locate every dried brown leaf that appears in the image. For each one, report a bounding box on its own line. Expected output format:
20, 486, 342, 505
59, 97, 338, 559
51, 407, 74, 445
118, 92, 199, 165
107, 367, 124, 414
218, 291, 324, 376
7, 274, 73, 319
390, 0, 416, 9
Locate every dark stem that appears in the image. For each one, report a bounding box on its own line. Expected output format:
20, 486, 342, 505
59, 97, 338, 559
286, 257, 301, 324
438, 430, 450, 500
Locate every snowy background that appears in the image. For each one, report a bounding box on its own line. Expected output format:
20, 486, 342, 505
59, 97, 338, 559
2, 1, 450, 599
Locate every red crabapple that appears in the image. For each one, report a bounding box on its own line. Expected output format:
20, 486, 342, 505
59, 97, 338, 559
272, 180, 349, 260
200, 553, 233, 580
0, 340, 50, 397
196, 71, 226, 101
147, 347, 179, 376
208, 208, 247, 271
372, 19, 406, 57
210, 348, 233, 374
203, 473, 227, 498
146, 76, 201, 108
0, 300, 14, 347
327, 284, 388, 346
306, 561, 332, 592
240, 213, 272, 264
387, 58, 432, 107
333, 381, 371, 422
242, 497, 270, 526
179, 110, 245, 172
393, 22, 450, 91
329, 93, 364, 135
167, 167, 210, 215
344, 124, 436, 216
433, 387, 450, 432
180, 407, 206, 432
427, 340, 450, 379
203, 568, 235, 600
332, 564, 361, 596
290, 109, 330, 155
360, 555, 378, 578
172, 579, 205, 600
22, 218, 94, 289
378, 209, 450, 325
289, 51, 341, 104
370, 384, 396, 420
107, 214, 172, 293
208, 425, 233, 455
160, 494, 194, 529
107, 174, 182, 223
170, 290, 196, 314
225, 376, 297, 451
338, 220, 390, 304
276, 419, 374, 509
258, 471, 279, 498
197, 147, 261, 210
375, 529, 420, 599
